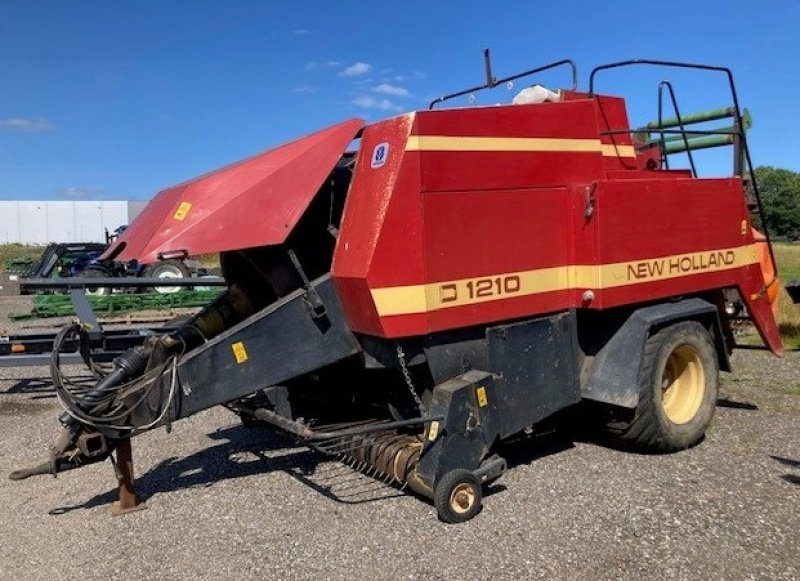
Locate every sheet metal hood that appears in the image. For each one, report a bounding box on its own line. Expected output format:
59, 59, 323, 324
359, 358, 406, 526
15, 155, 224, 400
103, 118, 364, 264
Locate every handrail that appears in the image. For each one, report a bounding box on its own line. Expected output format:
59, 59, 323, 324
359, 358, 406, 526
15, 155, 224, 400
656, 80, 697, 177
429, 50, 577, 109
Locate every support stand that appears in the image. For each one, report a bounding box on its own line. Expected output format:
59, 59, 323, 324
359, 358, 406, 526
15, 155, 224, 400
108, 438, 147, 516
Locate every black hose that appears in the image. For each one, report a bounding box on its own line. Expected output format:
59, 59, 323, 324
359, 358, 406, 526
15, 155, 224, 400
51, 323, 153, 432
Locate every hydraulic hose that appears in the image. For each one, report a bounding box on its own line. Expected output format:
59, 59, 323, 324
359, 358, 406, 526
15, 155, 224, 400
57, 345, 151, 427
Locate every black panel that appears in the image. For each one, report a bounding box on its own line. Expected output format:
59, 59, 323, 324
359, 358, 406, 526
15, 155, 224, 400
416, 371, 496, 488
177, 275, 361, 417
581, 298, 721, 408
487, 311, 581, 439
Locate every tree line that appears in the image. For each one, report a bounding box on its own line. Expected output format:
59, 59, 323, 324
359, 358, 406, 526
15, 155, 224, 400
754, 166, 800, 239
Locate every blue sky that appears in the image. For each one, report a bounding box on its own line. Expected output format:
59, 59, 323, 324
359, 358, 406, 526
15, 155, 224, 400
0, 1, 798, 201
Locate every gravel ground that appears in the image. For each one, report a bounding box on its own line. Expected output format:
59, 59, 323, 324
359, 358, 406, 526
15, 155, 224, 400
0, 344, 798, 581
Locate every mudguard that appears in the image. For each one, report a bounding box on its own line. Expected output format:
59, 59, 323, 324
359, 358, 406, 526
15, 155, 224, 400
581, 298, 729, 408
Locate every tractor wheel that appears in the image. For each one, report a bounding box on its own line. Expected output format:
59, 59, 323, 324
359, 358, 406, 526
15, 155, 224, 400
78, 267, 113, 296
144, 260, 190, 294
434, 469, 483, 524
607, 321, 719, 453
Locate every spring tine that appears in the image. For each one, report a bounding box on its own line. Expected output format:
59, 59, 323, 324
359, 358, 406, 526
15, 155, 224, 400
326, 441, 370, 455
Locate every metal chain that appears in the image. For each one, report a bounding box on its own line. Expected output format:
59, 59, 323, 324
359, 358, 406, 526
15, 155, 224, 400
396, 344, 425, 414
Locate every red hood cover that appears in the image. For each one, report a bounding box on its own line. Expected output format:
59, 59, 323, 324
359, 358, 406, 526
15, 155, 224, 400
104, 118, 364, 264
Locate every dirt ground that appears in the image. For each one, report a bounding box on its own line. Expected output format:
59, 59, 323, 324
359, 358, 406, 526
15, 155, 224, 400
0, 345, 798, 580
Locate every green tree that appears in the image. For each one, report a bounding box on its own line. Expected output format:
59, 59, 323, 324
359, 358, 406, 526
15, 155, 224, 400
754, 166, 800, 237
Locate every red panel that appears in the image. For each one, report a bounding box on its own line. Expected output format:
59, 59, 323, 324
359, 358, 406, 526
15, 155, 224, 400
594, 95, 637, 172
105, 118, 364, 264
425, 290, 571, 332
415, 101, 600, 138
599, 268, 756, 308
606, 169, 692, 180
333, 114, 423, 336
422, 188, 570, 281
594, 178, 749, 263
419, 151, 603, 193
333, 115, 417, 283
414, 102, 605, 193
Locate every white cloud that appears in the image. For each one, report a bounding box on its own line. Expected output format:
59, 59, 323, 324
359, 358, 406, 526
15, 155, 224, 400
339, 62, 372, 77
352, 96, 402, 112
372, 83, 410, 97
327, 61, 341, 67
0, 116, 53, 132
292, 84, 318, 94
293, 29, 310, 35
56, 187, 104, 199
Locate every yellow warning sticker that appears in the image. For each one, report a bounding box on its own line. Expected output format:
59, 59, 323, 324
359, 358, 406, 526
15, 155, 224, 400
428, 421, 440, 441
231, 341, 248, 364
173, 201, 192, 221
476, 386, 488, 407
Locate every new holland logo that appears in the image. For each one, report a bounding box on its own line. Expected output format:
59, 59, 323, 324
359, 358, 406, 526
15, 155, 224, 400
371, 142, 389, 168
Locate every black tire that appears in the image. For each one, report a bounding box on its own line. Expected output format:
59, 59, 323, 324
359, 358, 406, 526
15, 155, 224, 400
434, 469, 483, 524
607, 320, 719, 453
143, 259, 190, 294
77, 266, 113, 296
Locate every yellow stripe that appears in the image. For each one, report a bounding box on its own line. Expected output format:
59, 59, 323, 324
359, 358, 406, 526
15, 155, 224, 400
371, 245, 759, 317
405, 135, 636, 158
600, 143, 637, 158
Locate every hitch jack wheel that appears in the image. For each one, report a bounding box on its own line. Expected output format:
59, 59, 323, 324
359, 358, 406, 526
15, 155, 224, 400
434, 469, 482, 524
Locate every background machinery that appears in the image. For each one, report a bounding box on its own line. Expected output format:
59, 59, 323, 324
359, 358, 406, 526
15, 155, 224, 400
10, 55, 782, 523
9, 232, 194, 296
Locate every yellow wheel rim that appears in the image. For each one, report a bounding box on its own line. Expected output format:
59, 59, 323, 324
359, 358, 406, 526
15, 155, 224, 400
449, 483, 476, 515
661, 344, 705, 424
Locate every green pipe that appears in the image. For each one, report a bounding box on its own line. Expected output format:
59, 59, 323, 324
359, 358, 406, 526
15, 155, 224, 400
662, 134, 734, 154
649, 110, 752, 143
646, 106, 736, 129
652, 125, 737, 144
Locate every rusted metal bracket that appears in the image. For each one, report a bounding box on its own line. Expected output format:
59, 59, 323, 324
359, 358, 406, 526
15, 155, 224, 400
108, 438, 147, 516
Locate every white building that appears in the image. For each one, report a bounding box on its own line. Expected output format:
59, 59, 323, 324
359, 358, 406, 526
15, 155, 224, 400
0, 201, 147, 244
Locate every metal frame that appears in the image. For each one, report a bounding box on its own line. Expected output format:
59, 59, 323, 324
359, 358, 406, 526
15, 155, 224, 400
1, 277, 225, 367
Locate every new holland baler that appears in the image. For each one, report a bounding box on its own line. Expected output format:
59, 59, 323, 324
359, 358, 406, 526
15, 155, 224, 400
11, 57, 782, 523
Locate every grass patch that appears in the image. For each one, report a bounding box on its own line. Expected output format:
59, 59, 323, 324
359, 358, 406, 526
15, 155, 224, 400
770, 243, 800, 346
197, 253, 220, 269
773, 242, 800, 282
0, 244, 45, 273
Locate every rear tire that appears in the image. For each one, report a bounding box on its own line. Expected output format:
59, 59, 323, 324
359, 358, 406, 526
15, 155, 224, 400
78, 266, 113, 296
607, 321, 719, 453
143, 259, 190, 294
